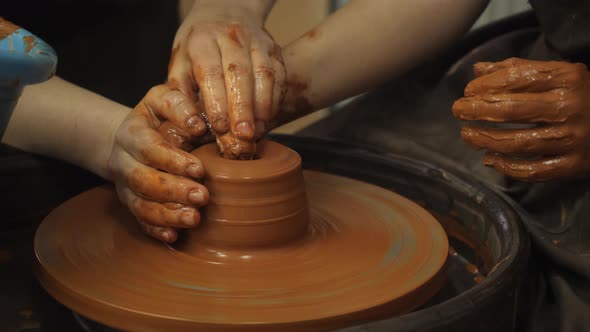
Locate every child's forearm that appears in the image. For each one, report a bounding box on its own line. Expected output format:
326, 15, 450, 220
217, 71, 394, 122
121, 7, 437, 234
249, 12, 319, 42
2, 76, 129, 180
280, 0, 489, 121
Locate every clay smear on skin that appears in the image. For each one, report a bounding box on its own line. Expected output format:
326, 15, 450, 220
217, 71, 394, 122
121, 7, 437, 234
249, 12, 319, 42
454, 59, 590, 180
0, 18, 19, 40
279, 75, 313, 122
305, 28, 319, 40
227, 25, 243, 48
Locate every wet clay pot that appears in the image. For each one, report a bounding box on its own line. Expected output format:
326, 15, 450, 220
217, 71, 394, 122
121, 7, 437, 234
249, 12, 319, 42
33, 139, 450, 331
182, 141, 310, 249
6, 134, 529, 332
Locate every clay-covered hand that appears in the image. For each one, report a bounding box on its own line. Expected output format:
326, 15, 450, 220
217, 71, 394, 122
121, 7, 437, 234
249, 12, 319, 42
168, 0, 285, 159
108, 85, 210, 243
453, 58, 590, 181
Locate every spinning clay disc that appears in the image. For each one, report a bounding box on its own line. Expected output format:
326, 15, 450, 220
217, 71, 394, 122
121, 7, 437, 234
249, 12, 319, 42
34, 141, 448, 332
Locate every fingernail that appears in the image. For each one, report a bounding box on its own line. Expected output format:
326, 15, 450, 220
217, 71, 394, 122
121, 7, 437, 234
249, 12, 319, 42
186, 115, 206, 134
213, 118, 230, 133
186, 163, 203, 178
235, 121, 254, 139
189, 189, 204, 204
181, 211, 196, 226
186, 115, 200, 128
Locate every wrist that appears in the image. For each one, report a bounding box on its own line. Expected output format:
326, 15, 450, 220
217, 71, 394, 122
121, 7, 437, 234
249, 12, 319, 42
93, 106, 129, 181
277, 41, 316, 124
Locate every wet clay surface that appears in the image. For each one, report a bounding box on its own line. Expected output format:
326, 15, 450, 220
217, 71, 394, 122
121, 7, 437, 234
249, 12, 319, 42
183, 141, 309, 249
3, 215, 488, 332
33, 142, 448, 332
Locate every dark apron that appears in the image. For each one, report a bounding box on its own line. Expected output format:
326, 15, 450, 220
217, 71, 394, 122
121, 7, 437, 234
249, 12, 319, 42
301, 1, 590, 331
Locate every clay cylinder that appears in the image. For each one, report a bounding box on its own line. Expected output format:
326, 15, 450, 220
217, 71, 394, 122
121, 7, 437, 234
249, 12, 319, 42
187, 140, 310, 249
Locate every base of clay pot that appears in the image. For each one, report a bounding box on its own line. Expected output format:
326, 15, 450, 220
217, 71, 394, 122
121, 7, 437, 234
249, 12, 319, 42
34, 143, 448, 332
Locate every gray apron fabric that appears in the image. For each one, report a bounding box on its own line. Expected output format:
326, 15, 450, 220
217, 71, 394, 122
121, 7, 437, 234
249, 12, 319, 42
300, 2, 590, 331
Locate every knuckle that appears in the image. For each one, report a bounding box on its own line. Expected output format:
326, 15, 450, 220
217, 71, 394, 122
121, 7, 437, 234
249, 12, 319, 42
209, 113, 230, 129
197, 65, 224, 82
162, 90, 185, 108
164, 202, 184, 210
156, 204, 168, 220
139, 141, 157, 161
556, 128, 577, 147
233, 100, 253, 111
572, 71, 584, 85
131, 197, 144, 215
255, 66, 274, 79
187, 31, 210, 50
504, 57, 522, 67
128, 172, 157, 199
146, 85, 159, 96
227, 63, 251, 76
146, 85, 166, 99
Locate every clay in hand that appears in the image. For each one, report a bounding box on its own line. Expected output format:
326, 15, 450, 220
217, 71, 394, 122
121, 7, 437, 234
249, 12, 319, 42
167, 9, 286, 159
453, 58, 590, 181
108, 85, 210, 242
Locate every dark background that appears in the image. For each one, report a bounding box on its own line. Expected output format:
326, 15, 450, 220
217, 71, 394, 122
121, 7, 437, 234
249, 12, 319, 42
2, 0, 179, 107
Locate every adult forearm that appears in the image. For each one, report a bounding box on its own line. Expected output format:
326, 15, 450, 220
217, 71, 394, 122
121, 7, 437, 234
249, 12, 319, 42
2, 77, 129, 180
281, 0, 489, 118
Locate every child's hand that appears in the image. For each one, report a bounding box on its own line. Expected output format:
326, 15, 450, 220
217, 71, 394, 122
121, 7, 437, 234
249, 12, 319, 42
108, 85, 210, 242
168, 1, 286, 159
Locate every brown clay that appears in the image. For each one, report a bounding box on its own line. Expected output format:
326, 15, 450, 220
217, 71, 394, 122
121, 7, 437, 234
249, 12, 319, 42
22, 35, 37, 53
216, 132, 256, 159
430, 211, 494, 273
465, 264, 479, 274
271, 74, 313, 129
306, 28, 319, 40
473, 275, 486, 284
0, 18, 19, 40
227, 24, 243, 48
158, 121, 194, 151
184, 141, 309, 248
34, 141, 448, 331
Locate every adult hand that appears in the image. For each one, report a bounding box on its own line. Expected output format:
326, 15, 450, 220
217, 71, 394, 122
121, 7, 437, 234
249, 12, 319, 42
453, 58, 590, 181
167, 0, 286, 159
108, 85, 210, 243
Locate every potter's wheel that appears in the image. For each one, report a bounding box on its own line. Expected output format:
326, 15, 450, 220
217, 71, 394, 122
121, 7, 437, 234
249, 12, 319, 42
34, 141, 448, 331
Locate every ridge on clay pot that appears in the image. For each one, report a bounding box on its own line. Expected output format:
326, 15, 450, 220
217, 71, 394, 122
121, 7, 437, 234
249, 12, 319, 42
182, 140, 311, 250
